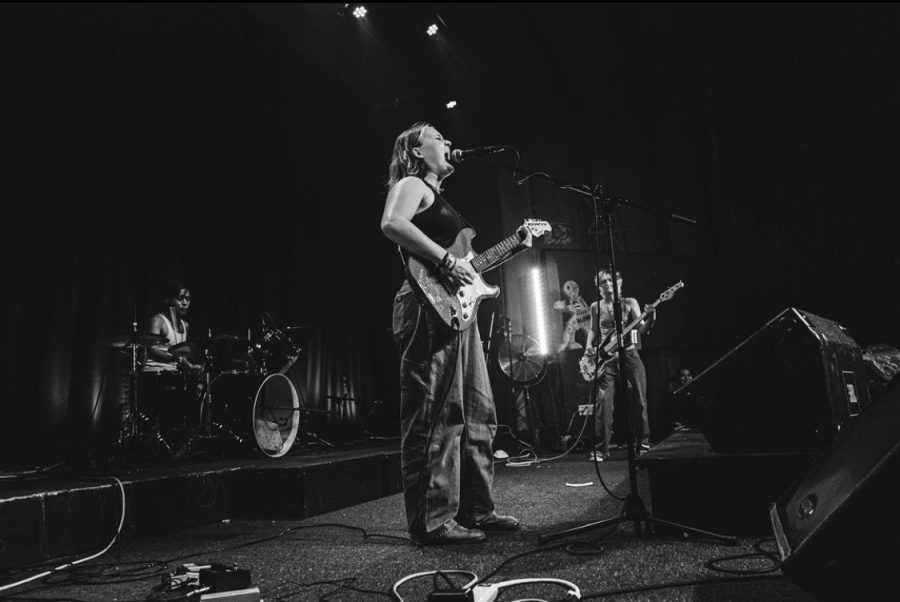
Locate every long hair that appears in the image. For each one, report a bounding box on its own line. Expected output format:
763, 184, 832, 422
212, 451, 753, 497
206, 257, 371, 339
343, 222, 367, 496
386, 122, 431, 190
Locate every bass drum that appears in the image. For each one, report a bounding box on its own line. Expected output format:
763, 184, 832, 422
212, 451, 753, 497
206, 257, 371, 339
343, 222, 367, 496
211, 372, 301, 457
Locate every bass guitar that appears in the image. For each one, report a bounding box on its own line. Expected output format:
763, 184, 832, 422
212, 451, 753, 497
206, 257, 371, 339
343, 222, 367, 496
579, 281, 684, 381
406, 219, 552, 331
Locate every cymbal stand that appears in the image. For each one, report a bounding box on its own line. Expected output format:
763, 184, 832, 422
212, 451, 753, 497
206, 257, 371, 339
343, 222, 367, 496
111, 321, 173, 464
298, 407, 338, 448
512, 384, 541, 448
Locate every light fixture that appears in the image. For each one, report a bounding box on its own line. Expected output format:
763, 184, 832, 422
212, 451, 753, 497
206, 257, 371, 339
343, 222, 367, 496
352, 5, 367, 18
530, 267, 549, 355
445, 100, 457, 109
426, 24, 438, 36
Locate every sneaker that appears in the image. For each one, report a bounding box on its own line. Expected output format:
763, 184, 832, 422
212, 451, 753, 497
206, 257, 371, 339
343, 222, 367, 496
639, 442, 651, 452
588, 451, 609, 462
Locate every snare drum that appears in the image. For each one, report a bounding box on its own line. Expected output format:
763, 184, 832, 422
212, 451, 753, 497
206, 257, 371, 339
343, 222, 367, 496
209, 372, 300, 457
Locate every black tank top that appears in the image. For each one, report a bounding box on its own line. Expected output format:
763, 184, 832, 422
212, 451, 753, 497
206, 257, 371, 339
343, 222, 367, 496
410, 179, 469, 248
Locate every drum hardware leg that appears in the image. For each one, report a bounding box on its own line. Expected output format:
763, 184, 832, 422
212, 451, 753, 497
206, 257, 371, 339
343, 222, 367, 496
174, 372, 257, 459
111, 402, 175, 465
173, 375, 213, 461
210, 421, 247, 448
299, 428, 336, 448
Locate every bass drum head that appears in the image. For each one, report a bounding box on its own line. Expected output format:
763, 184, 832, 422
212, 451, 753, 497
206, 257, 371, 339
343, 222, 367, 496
251, 373, 300, 457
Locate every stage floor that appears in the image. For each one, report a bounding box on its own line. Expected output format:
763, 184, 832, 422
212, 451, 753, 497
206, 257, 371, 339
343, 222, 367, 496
0, 437, 817, 601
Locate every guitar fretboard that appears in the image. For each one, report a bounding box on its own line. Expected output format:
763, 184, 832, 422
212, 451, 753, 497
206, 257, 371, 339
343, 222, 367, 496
471, 233, 522, 273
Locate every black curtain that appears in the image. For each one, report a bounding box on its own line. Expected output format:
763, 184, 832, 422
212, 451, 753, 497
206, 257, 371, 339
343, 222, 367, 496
1, 4, 398, 468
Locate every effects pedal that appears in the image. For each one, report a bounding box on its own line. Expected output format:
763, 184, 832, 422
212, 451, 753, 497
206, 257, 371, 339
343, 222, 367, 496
199, 565, 251, 593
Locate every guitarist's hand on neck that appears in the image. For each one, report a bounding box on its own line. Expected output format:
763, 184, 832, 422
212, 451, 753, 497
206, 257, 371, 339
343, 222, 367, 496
516, 225, 534, 249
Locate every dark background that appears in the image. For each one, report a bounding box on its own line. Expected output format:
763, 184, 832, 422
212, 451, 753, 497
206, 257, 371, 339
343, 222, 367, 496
2, 4, 897, 467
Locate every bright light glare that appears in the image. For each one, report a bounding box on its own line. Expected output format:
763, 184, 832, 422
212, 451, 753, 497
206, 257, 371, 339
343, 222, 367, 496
427, 24, 438, 36
530, 267, 549, 355
352, 5, 367, 18
446, 100, 457, 109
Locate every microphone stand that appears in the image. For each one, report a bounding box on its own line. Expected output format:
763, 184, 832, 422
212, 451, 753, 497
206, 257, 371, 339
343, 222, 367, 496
474, 153, 734, 543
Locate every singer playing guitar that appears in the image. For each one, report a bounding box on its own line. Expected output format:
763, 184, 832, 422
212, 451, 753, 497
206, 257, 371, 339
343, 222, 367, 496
381, 123, 529, 546
583, 269, 656, 461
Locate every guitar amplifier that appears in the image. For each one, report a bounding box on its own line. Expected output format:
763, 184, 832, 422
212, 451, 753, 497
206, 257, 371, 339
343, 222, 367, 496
679, 308, 871, 453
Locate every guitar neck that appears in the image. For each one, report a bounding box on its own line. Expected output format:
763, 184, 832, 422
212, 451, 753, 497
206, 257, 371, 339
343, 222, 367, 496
624, 301, 660, 335
603, 299, 660, 349
470, 233, 522, 273
597, 283, 681, 353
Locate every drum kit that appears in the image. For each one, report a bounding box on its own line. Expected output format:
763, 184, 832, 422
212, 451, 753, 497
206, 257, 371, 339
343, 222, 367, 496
107, 316, 314, 464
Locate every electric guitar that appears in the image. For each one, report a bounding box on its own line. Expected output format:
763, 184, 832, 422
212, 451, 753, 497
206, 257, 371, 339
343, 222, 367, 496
579, 281, 684, 381
405, 219, 552, 331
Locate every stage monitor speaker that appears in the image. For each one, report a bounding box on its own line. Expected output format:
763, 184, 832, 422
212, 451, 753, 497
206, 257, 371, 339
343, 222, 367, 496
678, 307, 871, 453
769, 375, 900, 600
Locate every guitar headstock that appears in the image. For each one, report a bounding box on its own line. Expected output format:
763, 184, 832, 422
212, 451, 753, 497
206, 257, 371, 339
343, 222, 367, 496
522, 219, 552, 238
656, 281, 684, 305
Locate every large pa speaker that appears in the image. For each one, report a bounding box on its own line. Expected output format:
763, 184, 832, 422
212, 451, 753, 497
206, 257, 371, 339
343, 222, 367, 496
769, 375, 900, 600
678, 308, 871, 453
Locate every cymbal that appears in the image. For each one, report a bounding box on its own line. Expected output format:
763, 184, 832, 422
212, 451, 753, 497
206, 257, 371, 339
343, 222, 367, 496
169, 341, 202, 358
104, 331, 168, 348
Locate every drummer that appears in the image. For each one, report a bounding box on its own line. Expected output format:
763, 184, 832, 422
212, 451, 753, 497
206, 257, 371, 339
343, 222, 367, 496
144, 281, 203, 374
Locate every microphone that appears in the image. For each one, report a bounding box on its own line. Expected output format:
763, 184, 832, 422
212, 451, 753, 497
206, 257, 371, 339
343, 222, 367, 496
449, 145, 507, 163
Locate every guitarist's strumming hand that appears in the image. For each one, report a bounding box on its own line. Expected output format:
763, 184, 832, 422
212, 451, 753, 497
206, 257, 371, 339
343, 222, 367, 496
441, 254, 476, 289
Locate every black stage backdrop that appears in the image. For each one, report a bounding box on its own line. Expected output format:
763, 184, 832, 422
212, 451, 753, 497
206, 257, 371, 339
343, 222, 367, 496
2, 4, 899, 467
